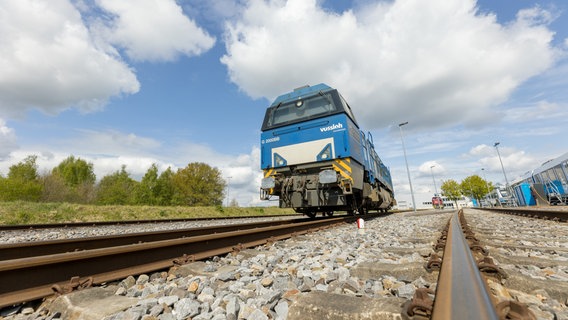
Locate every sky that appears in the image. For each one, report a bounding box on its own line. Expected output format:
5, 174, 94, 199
0, 0, 567, 208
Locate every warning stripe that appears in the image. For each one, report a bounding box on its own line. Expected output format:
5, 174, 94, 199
334, 158, 352, 173
263, 168, 275, 178
333, 158, 352, 181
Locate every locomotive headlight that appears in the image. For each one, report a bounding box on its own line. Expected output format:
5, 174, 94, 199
261, 177, 275, 189
274, 153, 287, 167
319, 169, 337, 184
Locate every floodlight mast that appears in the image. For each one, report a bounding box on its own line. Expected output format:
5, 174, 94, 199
399, 122, 416, 212
430, 165, 438, 196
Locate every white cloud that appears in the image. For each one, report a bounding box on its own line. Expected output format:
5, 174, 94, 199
0, 0, 140, 117
503, 100, 567, 123
221, 0, 560, 130
418, 161, 444, 176
0, 0, 216, 118
468, 144, 540, 177
0, 119, 18, 159
469, 144, 496, 157
92, 0, 216, 62
68, 129, 162, 156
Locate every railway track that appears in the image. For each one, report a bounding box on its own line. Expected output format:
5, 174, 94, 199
404, 208, 567, 319
2, 209, 566, 319
0, 214, 377, 309
0, 217, 318, 260
428, 210, 533, 319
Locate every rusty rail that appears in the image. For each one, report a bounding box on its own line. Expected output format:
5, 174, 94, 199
431, 210, 499, 320
0, 213, 303, 231
0, 213, 382, 308
0, 218, 311, 261
471, 207, 567, 222
428, 210, 535, 320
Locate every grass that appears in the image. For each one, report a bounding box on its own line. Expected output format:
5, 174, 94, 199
0, 201, 296, 225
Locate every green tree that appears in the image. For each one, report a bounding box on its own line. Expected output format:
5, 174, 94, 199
440, 179, 463, 208
46, 156, 96, 203
96, 165, 138, 205
460, 175, 493, 205
8, 155, 39, 181
52, 156, 96, 187
0, 155, 42, 201
134, 163, 159, 205
155, 167, 175, 206
171, 162, 226, 206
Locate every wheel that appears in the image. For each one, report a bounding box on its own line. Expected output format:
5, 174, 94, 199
306, 212, 317, 218
324, 211, 334, 217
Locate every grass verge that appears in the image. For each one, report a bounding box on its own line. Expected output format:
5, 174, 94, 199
0, 201, 296, 225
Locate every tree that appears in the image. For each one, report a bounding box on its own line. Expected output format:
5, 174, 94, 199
40, 173, 70, 202
96, 166, 138, 205
8, 155, 39, 181
460, 175, 493, 205
171, 163, 226, 206
47, 156, 96, 203
0, 155, 42, 201
134, 164, 159, 205
52, 156, 96, 187
440, 179, 463, 208
155, 167, 174, 206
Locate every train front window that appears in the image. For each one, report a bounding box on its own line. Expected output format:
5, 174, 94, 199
263, 93, 339, 130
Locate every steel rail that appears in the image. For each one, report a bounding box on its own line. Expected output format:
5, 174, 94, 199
0, 218, 312, 261
432, 210, 499, 320
471, 207, 567, 222
0, 214, 381, 308
0, 213, 303, 231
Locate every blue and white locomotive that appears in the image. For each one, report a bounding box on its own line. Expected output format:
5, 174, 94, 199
259, 84, 395, 217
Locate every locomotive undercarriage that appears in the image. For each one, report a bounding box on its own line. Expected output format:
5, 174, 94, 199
261, 160, 393, 218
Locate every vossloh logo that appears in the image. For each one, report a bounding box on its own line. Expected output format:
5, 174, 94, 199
320, 123, 343, 132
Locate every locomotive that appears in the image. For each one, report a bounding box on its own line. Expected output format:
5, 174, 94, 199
259, 84, 395, 217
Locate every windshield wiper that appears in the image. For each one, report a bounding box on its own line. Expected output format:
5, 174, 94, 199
318, 90, 333, 105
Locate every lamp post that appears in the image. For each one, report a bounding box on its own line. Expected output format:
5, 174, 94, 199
481, 168, 490, 207
430, 165, 438, 196
494, 142, 511, 206
399, 122, 416, 212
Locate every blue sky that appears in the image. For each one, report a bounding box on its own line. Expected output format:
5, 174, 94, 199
0, 0, 567, 207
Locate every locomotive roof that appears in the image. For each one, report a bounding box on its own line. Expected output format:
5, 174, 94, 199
270, 83, 333, 106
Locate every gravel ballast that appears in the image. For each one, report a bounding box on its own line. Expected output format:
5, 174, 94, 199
2, 209, 567, 319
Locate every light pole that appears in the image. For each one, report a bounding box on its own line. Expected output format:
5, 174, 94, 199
226, 176, 232, 207
430, 165, 438, 196
481, 168, 490, 207
494, 142, 511, 206
399, 122, 416, 212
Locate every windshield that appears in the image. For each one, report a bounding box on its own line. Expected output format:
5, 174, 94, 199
261, 88, 360, 131
269, 93, 336, 128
